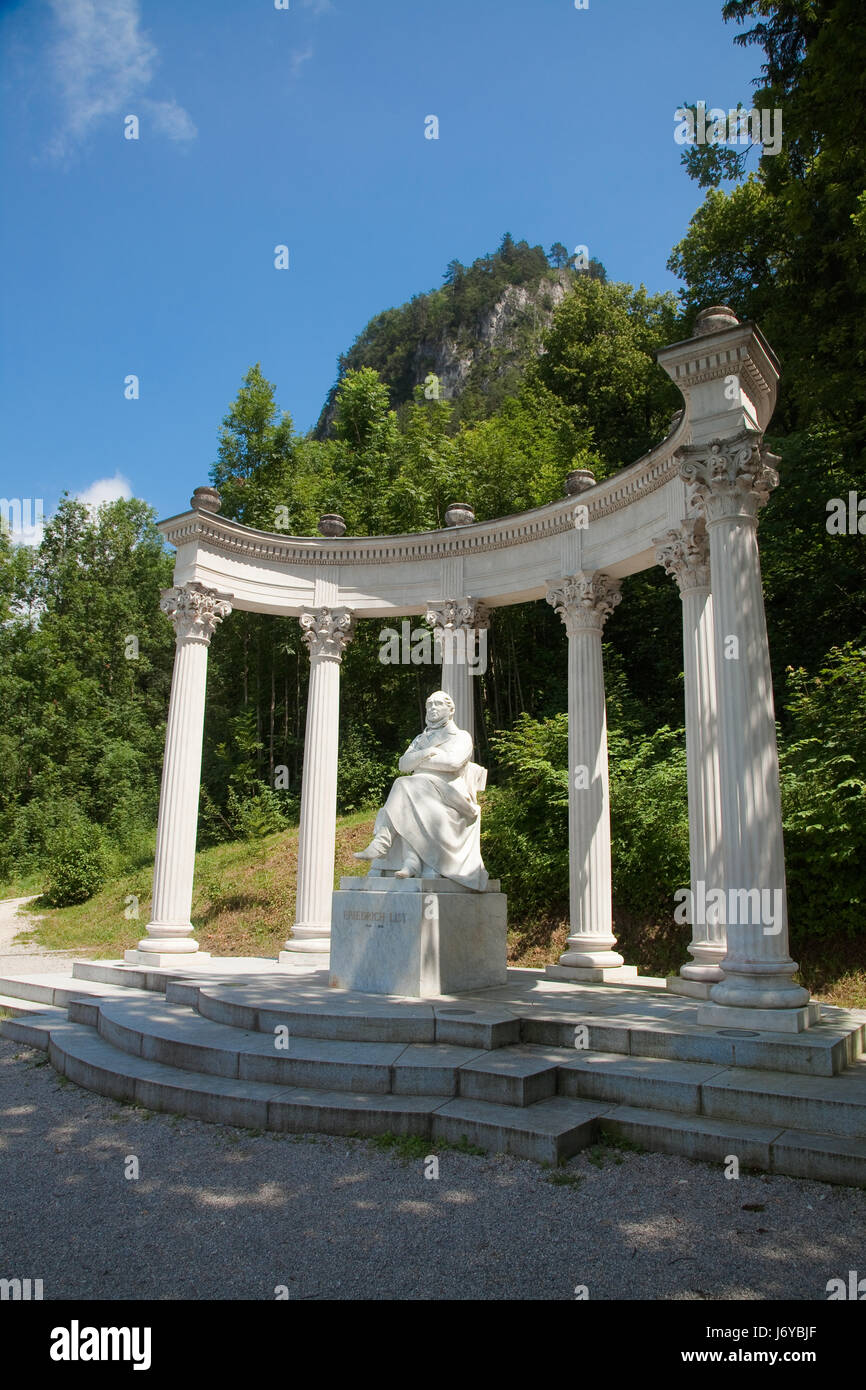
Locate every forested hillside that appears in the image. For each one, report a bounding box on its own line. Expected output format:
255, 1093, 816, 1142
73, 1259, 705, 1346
314, 234, 607, 434
1, 0, 863, 993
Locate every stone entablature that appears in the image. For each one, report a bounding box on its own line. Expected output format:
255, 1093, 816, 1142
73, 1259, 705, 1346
159, 412, 691, 571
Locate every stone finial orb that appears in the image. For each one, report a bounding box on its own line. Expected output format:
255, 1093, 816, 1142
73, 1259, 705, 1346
694, 305, 740, 336
190, 486, 221, 513
565, 469, 596, 496
444, 502, 475, 527
318, 513, 347, 537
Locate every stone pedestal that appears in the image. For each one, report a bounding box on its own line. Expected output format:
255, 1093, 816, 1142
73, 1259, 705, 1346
329, 876, 507, 997
697, 1001, 822, 1033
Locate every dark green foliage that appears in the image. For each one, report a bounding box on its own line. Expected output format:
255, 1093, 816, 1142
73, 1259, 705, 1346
0, 497, 174, 884
780, 645, 866, 944
45, 821, 108, 906
481, 708, 690, 931
669, 0, 866, 431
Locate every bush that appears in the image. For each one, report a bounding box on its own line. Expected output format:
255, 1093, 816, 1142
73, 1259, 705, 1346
337, 725, 395, 813
482, 712, 690, 927
45, 822, 109, 906
780, 644, 866, 944
227, 787, 297, 840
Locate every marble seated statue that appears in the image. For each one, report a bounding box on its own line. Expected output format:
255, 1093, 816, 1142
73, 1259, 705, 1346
354, 690, 489, 891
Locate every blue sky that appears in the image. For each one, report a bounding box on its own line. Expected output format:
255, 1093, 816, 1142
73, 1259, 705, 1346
0, 0, 760, 535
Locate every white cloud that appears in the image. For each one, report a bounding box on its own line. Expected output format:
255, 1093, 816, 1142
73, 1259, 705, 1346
289, 44, 314, 77
142, 97, 198, 143
76, 473, 133, 509
46, 0, 196, 157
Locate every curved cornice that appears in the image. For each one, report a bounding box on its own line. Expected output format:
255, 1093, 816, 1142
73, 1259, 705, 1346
159, 414, 691, 567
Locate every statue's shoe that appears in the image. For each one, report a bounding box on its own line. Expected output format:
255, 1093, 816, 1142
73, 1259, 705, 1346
353, 838, 389, 860
394, 851, 422, 878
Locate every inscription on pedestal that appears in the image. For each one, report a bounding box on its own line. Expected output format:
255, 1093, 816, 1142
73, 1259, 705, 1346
329, 881, 507, 998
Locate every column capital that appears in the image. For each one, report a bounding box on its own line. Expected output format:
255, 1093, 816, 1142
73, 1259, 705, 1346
299, 606, 356, 661
160, 582, 232, 644
546, 571, 621, 634
424, 597, 490, 632
676, 428, 779, 524
653, 518, 711, 594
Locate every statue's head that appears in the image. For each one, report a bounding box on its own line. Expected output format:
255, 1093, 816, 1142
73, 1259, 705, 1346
425, 691, 454, 727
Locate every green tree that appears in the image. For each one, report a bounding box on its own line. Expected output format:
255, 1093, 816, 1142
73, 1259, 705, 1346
531, 277, 682, 470
668, 0, 866, 429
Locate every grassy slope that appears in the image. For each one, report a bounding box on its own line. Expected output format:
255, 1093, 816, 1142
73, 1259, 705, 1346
7, 815, 864, 1008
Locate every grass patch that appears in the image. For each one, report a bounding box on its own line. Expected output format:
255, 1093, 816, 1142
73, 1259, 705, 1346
546, 1169, 585, 1188
597, 1128, 647, 1154
369, 1131, 486, 1161
19, 813, 378, 960
0, 872, 45, 899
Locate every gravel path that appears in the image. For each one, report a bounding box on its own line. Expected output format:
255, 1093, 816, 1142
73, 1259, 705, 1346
1, 1035, 862, 1302
0, 895, 76, 978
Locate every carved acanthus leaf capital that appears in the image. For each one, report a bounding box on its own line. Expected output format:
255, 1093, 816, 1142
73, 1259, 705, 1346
299, 606, 356, 661
653, 518, 710, 593
161, 582, 232, 644
424, 597, 491, 633
546, 571, 621, 634
676, 429, 779, 524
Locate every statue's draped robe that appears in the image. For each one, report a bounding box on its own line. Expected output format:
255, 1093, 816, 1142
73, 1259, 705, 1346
371, 720, 489, 891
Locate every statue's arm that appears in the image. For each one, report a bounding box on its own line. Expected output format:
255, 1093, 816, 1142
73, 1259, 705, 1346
420, 730, 473, 772
398, 735, 428, 773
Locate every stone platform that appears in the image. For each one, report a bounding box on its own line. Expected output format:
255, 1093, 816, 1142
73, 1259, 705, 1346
2, 959, 865, 1181
330, 876, 507, 997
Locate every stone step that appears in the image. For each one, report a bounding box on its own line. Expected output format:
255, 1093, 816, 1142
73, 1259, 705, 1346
457, 1048, 561, 1107
431, 1095, 606, 1164
0, 993, 67, 1019
28, 1017, 610, 1158
4, 1012, 864, 1181
699, 1065, 866, 1140
55, 963, 866, 1079
0, 1007, 66, 1045
71, 960, 295, 993
557, 1048, 730, 1115
518, 1008, 864, 1077
599, 1106, 866, 1187
69, 995, 490, 1097
191, 982, 521, 1049
0, 972, 153, 1008
554, 1046, 866, 1138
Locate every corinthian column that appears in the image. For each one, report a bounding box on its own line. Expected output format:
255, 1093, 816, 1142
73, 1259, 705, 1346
545, 572, 635, 982
280, 606, 355, 961
424, 598, 489, 743
654, 519, 725, 995
677, 430, 814, 1027
128, 582, 232, 965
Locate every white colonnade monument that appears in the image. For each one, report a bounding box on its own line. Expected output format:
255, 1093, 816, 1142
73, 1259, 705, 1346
130, 307, 818, 1029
